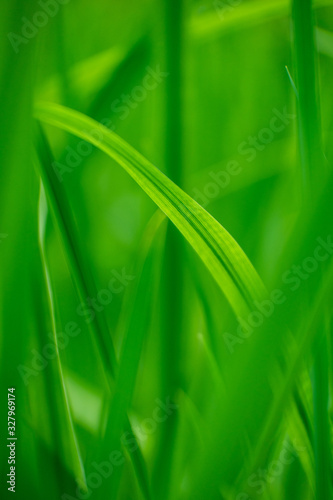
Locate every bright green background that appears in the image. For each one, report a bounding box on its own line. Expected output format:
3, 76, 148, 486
1, 1, 333, 499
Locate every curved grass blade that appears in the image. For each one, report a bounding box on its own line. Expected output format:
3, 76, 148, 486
35, 102, 331, 500
34, 102, 267, 320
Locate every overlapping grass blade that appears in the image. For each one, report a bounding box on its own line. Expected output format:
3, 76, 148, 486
176, 156, 333, 498
34, 127, 118, 378
244, 239, 333, 491
34, 102, 267, 320
34, 127, 152, 500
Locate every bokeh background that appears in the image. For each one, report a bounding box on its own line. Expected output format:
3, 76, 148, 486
1, 1, 333, 499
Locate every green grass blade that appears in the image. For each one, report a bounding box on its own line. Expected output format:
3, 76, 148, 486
292, 0, 332, 498
191, 0, 333, 42
181, 166, 333, 498
316, 27, 333, 57
35, 126, 152, 500
101, 212, 165, 500
243, 253, 333, 489
312, 322, 331, 500
0, 2, 40, 497
35, 188, 86, 488
34, 102, 267, 320
292, 0, 324, 196
34, 126, 118, 379
153, 1, 184, 497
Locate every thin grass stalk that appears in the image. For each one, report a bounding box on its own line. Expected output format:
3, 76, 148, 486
34, 129, 152, 500
292, 0, 323, 197
292, 1, 332, 498
312, 318, 331, 500
153, 1, 184, 498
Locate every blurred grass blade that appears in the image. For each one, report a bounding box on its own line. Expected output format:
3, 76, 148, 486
312, 321, 331, 500
86, 35, 150, 121
191, 0, 333, 42
182, 162, 333, 498
0, 2, 39, 496
34, 102, 267, 320
292, 0, 324, 196
34, 126, 117, 379
35, 185, 86, 488
101, 212, 166, 500
34, 127, 152, 500
245, 246, 333, 485
154, 1, 185, 498
292, 0, 332, 497
40, 32, 149, 113
316, 27, 333, 57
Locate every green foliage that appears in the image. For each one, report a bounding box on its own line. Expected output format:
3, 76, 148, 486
1, 1, 333, 500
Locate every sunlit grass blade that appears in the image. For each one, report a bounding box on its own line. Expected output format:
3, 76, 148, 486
2, 0, 333, 498
34, 102, 267, 320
